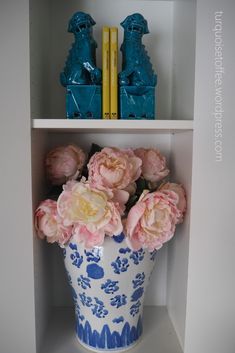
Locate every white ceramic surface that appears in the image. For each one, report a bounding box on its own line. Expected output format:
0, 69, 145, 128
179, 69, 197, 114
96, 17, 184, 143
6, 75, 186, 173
63, 233, 156, 352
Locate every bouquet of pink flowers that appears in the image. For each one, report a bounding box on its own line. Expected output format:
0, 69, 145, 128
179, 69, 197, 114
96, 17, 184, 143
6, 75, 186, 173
35, 144, 186, 252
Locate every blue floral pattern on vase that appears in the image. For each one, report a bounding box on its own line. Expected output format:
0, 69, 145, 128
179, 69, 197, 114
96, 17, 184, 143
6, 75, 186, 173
77, 275, 91, 289
86, 263, 104, 279
85, 248, 101, 263
110, 294, 127, 309
92, 297, 108, 318
76, 317, 143, 350
131, 287, 144, 302
75, 304, 85, 321
65, 270, 78, 300
130, 301, 141, 317
132, 272, 145, 288
79, 292, 93, 307
112, 232, 125, 243
119, 247, 131, 254
101, 279, 119, 294
111, 256, 129, 274
130, 249, 145, 265
69, 243, 83, 268
63, 235, 156, 351
112, 316, 124, 324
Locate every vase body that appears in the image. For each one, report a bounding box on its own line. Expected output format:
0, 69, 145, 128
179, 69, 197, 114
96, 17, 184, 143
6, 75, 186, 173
63, 233, 156, 352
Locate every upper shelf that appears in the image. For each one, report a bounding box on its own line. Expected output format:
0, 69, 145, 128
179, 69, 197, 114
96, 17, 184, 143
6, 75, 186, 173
32, 119, 193, 134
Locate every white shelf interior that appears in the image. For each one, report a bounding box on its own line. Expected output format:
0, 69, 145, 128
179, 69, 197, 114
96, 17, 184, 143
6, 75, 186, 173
30, 0, 197, 352
40, 307, 182, 353
32, 119, 193, 133
32, 129, 193, 352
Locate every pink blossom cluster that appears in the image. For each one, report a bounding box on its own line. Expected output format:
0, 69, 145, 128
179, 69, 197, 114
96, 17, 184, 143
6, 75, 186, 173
35, 145, 186, 251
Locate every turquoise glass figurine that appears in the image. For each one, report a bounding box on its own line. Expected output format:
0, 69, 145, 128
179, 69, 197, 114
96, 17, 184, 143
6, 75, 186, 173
119, 13, 157, 119
61, 12, 101, 119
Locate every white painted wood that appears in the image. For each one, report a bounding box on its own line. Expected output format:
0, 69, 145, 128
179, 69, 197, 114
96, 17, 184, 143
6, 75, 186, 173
40, 306, 183, 353
172, 0, 196, 120
28, 1, 195, 350
0, 1, 36, 353
184, 1, 235, 353
30, 0, 51, 118
31, 130, 54, 351
32, 119, 193, 133
167, 131, 193, 348
7, 0, 235, 352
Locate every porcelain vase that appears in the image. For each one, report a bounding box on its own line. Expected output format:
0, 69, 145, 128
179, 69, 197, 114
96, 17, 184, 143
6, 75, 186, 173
63, 233, 157, 352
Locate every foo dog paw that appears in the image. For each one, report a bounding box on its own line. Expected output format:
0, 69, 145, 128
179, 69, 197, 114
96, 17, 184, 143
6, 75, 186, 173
119, 72, 130, 86
91, 68, 102, 84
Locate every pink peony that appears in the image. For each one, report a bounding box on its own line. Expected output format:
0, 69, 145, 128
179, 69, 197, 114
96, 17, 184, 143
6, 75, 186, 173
57, 181, 123, 248
88, 147, 142, 190
45, 144, 86, 185
35, 199, 72, 245
134, 148, 169, 183
126, 190, 181, 251
159, 183, 187, 223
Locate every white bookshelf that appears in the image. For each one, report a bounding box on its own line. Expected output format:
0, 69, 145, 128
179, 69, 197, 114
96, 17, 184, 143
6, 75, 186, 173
1, 0, 235, 353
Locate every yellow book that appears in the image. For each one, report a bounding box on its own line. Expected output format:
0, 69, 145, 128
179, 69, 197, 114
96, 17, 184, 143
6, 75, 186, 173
110, 27, 118, 119
102, 27, 110, 119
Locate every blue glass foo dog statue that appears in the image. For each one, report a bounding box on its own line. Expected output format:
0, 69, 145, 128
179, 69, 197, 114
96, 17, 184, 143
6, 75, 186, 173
60, 12, 102, 119
119, 13, 157, 119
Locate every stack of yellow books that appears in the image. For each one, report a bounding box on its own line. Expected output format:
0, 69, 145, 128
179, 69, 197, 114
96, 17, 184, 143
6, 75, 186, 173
102, 27, 118, 119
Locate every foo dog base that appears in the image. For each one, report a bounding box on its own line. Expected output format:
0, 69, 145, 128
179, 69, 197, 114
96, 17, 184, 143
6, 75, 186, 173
66, 85, 101, 119
119, 86, 155, 120
63, 234, 157, 352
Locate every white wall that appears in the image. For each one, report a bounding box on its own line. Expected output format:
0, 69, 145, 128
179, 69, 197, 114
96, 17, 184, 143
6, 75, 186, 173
185, 1, 235, 352
0, 1, 36, 353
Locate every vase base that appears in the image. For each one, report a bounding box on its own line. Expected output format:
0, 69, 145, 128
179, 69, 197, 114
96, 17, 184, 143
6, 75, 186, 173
76, 334, 142, 353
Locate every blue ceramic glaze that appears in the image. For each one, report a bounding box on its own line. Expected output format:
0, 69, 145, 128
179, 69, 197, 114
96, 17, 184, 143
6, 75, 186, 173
119, 13, 157, 119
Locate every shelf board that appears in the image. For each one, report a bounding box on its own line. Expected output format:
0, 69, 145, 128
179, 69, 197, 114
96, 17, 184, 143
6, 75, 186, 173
40, 306, 182, 353
32, 119, 193, 133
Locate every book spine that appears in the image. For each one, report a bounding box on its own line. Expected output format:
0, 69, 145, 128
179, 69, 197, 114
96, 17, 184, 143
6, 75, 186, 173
102, 27, 110, 119
110, 27, 118, 119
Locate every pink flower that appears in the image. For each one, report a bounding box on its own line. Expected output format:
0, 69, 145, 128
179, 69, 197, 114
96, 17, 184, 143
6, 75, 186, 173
57, 181, 123, 247
35, 199, 72, 245
88, 147, 142, 190
134, 148, 169, 183
126, 190, 181, 251
45, 144, 86, 185
159, 183, 187, 223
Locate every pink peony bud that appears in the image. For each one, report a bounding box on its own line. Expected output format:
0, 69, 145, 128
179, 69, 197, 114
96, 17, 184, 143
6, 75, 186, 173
45, 144, 86, 185
134, 148, 169, 183
159, 183, 187, 223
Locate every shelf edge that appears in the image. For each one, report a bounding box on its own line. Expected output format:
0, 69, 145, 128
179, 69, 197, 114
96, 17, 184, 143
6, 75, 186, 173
32, 119, 193, 133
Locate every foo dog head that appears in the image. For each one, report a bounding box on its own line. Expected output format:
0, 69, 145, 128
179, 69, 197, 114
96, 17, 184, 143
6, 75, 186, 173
121, 13, 149, 38
68, 11, 96, 36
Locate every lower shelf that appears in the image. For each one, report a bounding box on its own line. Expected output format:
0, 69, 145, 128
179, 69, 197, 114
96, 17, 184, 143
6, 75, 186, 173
41, 306, 183, 353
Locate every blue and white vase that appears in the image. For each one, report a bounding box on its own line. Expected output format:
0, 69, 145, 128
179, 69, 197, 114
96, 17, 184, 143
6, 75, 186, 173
63, 233, 157, 352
